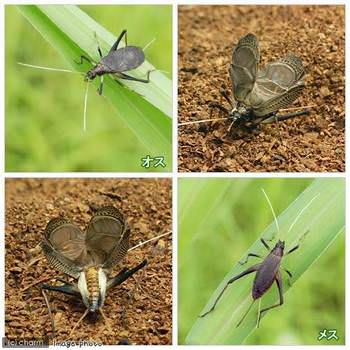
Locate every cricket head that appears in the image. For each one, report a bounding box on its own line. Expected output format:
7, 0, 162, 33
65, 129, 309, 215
78, 267, 107, 312
85, 69, 97, 81
273, 240, 285, 256
229, 105, 250, 123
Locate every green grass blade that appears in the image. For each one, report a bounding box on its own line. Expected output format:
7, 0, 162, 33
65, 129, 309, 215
185, 178, 344, 344
17, 5, 171, 161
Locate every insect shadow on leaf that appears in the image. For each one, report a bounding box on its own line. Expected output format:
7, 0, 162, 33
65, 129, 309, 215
199, 189, 319, 328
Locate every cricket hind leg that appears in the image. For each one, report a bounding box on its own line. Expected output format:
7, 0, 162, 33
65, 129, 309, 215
115, 70, 154, 83
41, 282, 80, 297
107, 260, 147, 290
257, 271, 284, 327
109, 29, 128, 52
199, 263, 261, 318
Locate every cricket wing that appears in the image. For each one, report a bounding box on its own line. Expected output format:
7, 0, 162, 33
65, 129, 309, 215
252, 254, 281, 299
85, 206, 130, 269
41, 217, 86, 279
230, 33, 260, 103
249, 55, 305, 116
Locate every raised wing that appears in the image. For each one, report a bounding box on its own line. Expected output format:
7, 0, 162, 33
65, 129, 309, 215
230, 33, 260, 103
85, 206, 130, 269
249, 55, 305, 116
41, 217, 86, 278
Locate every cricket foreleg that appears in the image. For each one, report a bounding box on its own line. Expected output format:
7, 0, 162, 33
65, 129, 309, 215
110, 29, 127, 52
260, 238, 271, 251
107, 260, 147, 290
199, 263, 261, 318
257, 271, 284, 327
98, 75, 104, 95
220, 90, 234, 109
239, 253, 262, 265
93, 32, 103, 58
209, 102, 230, 115
286, 230, 309, 255
75, 55, 93, 65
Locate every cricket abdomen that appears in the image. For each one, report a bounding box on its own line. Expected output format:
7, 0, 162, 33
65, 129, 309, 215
86, 267, 100, 311
252, 254, 281, 299
103, 46, 145, 72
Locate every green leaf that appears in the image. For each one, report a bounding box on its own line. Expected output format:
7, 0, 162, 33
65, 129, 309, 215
17, 5, 171, 162
185, 178, 344, 344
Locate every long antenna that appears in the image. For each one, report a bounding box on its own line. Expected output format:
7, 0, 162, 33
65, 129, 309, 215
17, 62, 82, 75
262, 188, 280, 234
178, 105, 317, 126
288, 193, 320, 233
128, 231, 171, 252
143, 37, 156, 51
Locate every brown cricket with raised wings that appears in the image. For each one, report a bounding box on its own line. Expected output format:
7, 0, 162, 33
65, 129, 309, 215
211, 33, 310, 137
41, 206, 147, 336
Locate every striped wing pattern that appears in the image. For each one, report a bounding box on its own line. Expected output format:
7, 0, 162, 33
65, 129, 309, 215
42, 206, 130, 278
231, 34, 305, 116
86, 206, 130, 269
230, 33, 260, 103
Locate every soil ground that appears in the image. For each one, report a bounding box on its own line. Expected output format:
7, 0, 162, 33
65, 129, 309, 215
5, 178, 172, 345
178, 5, 345, 172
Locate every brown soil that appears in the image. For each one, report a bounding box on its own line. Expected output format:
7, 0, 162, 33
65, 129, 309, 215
5, 178, 172, 345
178, 5, 345, 172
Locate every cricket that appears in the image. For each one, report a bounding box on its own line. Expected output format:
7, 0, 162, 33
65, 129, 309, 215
179, 33, 312, 138
40, 205, 170, 338
18, 29, 154, 131
199, 189, 319, 327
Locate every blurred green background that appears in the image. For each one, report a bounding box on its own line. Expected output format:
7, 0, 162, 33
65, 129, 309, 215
5, 5, 172, 172
178, 178, 345, 345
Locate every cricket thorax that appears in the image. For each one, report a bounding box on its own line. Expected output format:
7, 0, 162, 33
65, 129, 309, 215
86, 63, 105, 80
78, 266, 107, 312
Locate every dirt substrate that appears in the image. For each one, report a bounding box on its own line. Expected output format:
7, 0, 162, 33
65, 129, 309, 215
178, 5, 344, 172
5, 179, 172, 345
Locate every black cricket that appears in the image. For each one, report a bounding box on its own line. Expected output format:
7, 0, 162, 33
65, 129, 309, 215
78, 29, 152, 95
199, 234, 307, 327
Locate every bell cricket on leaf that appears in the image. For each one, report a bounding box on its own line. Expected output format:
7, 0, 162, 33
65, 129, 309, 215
40, 205, 170, 338
18, 29, 155, 132
179, 33, 311, 138
199, 189, 319, 328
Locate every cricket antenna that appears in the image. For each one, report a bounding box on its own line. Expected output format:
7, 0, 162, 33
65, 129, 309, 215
288, 193, 320, 233
17, 62, 82, 75
128, 231, 171, 252
83, 80, 90, 132
236, 299, 255, 327
67, 308, 89, 339
261, 188, 280, 234
143, 37, 156, 51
